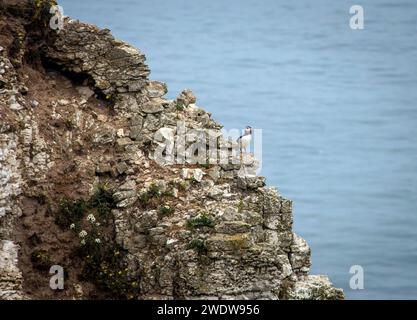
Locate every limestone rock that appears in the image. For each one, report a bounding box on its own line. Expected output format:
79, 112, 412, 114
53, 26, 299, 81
145, 81, 168, 98
175, 89, 196, 107
76, 86, 95, 99
142, 100, 164, 114
215, 221, 251, 234
290, 233, 311, 277
286, 275, 345, 300
0, 241, 25, 300
44, 19, 150, 95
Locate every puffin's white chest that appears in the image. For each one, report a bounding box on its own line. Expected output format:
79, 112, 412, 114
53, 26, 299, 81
240, 135, 252, 149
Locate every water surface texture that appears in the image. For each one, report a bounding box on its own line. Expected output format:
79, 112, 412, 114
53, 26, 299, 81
60, 0, 417, 299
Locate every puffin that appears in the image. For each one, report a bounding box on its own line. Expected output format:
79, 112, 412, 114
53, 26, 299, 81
237, 126, 253, 153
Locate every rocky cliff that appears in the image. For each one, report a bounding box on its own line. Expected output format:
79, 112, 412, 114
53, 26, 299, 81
0, 0, 344, 300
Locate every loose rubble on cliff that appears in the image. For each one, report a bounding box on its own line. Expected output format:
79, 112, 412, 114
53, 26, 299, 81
0, 0, 344, 300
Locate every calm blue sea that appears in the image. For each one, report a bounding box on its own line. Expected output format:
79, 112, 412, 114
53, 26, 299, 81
59, 0, 417, 299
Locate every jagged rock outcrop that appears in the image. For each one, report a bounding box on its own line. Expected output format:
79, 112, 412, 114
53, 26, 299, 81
0, 0, 344, 300
0, 240, 25, 299
44, 19, 150, 95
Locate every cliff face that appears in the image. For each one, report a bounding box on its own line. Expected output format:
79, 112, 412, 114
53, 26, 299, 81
0, 0, 344, 300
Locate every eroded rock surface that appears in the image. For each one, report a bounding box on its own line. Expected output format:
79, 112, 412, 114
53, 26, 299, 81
0, 240, 25, 300
0, 0, 343, 300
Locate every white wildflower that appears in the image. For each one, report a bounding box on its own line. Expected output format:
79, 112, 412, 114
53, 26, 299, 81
80, 239, 86, 245
95, 238, 101, 244
96, 222, 101, 227
79, 230, 87, 238
86, 214, 96, 223
166, 239, 177, 245
70, 223, 75, 230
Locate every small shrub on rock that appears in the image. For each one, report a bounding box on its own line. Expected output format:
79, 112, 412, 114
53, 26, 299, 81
89, 185, 115, 218
158, 205, 174, 217
55, 186, 139, 299
139, 184, 174, 209
31, 249, 52, 271
147, 183, 161, 198
187, 213, 215, 229
187, 239, 207, 255
55, 199, 87, 229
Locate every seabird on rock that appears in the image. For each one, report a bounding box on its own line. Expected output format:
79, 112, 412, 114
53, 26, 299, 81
237, 126, 252, 153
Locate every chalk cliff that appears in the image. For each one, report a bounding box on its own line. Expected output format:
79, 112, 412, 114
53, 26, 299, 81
0, 0, 344, 300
